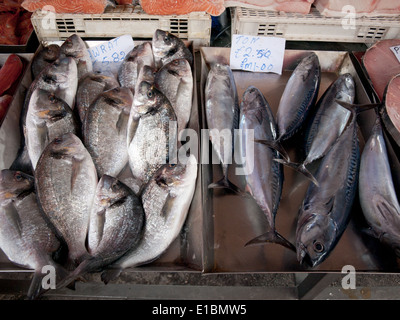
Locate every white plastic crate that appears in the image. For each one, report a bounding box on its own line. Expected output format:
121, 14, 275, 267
231, 6, 400, 43
31, 5, 211, 48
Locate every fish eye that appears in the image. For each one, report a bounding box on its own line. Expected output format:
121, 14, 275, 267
313, 241, 324, 253
54, 137, 63, 144
147, 90, 154, 98
169, 163, 177, 168
14, 173, 23, 181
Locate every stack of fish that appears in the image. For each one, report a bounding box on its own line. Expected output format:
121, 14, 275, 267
205, 52, 383, 268
0, 30, 197, 299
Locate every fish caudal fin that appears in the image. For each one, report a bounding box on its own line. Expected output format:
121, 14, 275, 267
274, 158, 319, 187
335, 100, 381, 115
101, 267, 123, 285
245, 231, 296, 252
208, 176, 247, 197
254, 139, 290, 162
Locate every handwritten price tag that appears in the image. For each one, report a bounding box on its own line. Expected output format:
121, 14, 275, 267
230, 34, 286, 74
89, 35, 135, 75
390, 45, 400, 64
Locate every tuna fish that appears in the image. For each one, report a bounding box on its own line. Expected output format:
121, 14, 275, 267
0, 170, 66, 299
359, 113, 400, 257
205, 63, 241, 194
83, 87, 133, 177
239, 86, 295, 251
101, 154, 198, 284
276, 52, 321, 142
35, 132, 98, 269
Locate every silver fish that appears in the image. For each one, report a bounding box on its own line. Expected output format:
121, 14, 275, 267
134, 64, 156, 95
25, 88, 79, 170
296, 105, 360, 268
276, 52, 321, 141
76, 71, 120, 124
152, 29, 193, 69
83, 87, 133, 177
359, 114, 400, 256
60, 34, 93, 80
35, 132, 98, 269
155, 58, 193, 140
118, 41, 154, 93
31, 44, 61, 80
205, 63, 241, 193
56, 174, 145, 289
0, 170, 66, 299
127, 81, 177, 194
101, 154, 198, 284
239, 86, 294, 251
11, 57, 78, 175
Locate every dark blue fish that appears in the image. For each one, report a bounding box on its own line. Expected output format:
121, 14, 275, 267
295, 102, 361, 268
239, 86, 294, 251
359, 113, 400, 257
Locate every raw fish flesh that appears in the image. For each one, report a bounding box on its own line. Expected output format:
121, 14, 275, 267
140, 0, 225, 16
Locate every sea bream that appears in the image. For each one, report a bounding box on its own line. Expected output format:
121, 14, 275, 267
155, 58, 193, 140
75, 71, 120, 124
152, 29, 193, 69
11, 57, 78, 175
127, 81, 177, 195
59, 34, 93, 80
118, 41, 154, 93
35, 132, 98, 269
239, 86, 295, 250
205, 63, 241, 193
31, 44, 61, 80
296, 103, 362, 268
101, 154, 198, 284
83, 87, 133, 178
276, 52, 321, 142
359, 113, 400, 257
55, 174, 145, 289
25, 88, 79, 170
0, 170, 67, 299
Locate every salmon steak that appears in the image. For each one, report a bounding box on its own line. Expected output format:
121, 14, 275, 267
140, 0, 225, 16
22, 0, 108, 13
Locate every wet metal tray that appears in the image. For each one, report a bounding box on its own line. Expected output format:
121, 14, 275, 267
199, 47, 400, 274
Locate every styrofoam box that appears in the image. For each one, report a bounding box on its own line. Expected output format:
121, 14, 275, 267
31, 5, 211, 48
232, 6, 400, 43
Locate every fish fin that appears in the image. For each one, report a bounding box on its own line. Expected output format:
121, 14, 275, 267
101, 267, 123, 285
208, 177, 247, 197
361, 227, 381, 239
70, 156, 83, 192
335, 100, 381, 114
116, 112, 129, 135
274, 158, 319, 187
254, 139, 290, 162
55, 258, 94, 290
26, 271, 45, 300
4, 202, 23, 237
245, 230, 296, 252
161, 194, 175, 217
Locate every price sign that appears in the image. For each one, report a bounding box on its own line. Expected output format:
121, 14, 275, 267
230, 34, 286, 74
88, 35, 135, 75
390, 45, 400, 64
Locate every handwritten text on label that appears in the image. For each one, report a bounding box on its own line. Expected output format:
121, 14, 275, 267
230, 35, 286, 75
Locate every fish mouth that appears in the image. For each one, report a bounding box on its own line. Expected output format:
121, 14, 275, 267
297, 243, 317, 268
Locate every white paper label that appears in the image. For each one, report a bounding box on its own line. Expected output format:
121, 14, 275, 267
230, 34, 286, 74
88, 35, 135, 75
390, 45, 400, 63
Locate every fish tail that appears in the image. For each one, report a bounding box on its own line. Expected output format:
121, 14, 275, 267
254, 139, 290, 162
101, 267, 123, 285
245, 230, 296, 252
55, 259, 93, 291
274, 158, 319, 187
208, 176, 247, 197
335, 100, 381, 115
